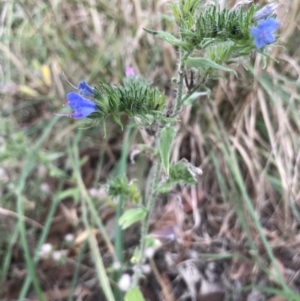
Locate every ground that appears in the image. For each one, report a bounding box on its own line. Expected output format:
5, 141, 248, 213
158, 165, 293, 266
0, 0, 300, 300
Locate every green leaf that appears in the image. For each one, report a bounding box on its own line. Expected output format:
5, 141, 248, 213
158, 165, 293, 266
159, 126, 176, 175
185, 57, 237, 76
58, 188, 80, 202
169, 3, 182, 23
112, 115, 123, 130
119, 208, 147, 229
130, 247, 140, 263
108, 176, 141, 204
143, 28, 189, 48
183, 90, 210, 106
182, 0, 200, 16
156, 159, 202, 193
125, 287, 146, 301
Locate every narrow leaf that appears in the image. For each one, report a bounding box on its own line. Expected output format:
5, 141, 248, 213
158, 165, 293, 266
119, 208, 147, 229
125, 287, 146, 301
159, 126, 176, 175
143, 28, 189, 48
185, 57, 237, 75
183, 90, 210, 105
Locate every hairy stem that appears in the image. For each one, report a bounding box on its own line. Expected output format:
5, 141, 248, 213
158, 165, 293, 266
132, 140, 162, 286
172, 47, 191, 116
172, 47, 185, 116
132, 44, 187, 286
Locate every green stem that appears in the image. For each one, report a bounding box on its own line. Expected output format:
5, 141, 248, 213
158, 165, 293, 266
113, 196, 124, 301
172, 46, 186, 116
132, 151, 161, 286
114, 197, 124, 263
132, 43, 187, 286
141, 156, 161, 251
113, 124, 133, 300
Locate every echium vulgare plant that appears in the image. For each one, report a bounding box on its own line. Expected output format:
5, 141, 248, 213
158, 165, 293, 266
60, 1, 281, 300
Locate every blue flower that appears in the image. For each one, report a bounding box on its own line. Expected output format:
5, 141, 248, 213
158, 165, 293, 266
252, 3, 278, 22
67, 92, 97, 119
78, 81, 96, 97
250, 18, 279, 50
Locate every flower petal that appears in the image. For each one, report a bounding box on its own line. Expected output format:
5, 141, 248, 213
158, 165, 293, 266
67, 92, 96, 110
78, 81, 96, 97
72, 112, 86, 119
264, 32, 276, 44
125, 67, 135, 77
80, 105, 98, 117
66, 92, 97, 119
254, 36, 266, 49
258, 18, 279, 32
250, 27, 260, 37
252, 3, 278, 22
250, 18, 279, 50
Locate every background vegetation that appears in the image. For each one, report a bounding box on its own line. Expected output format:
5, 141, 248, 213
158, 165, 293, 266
0, 0, 300, 300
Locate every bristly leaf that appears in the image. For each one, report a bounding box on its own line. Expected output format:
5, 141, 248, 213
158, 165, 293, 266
180, 4, 259, 54
169, 3, 182, 24
157, 159, 202, 193
159, 3, 260, 57
144, 3, 264, 79
159, 126, 176, 176
108, 176, 141, 204
181, 0, 201, 17
86, 76, 166, 129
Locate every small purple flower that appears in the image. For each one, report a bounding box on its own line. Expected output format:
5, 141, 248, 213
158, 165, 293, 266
252, 3, 278, 22
250, 18, 279, 50
66, 92, 97, 119
78, 81, 96, 97
125, 67, 135, 77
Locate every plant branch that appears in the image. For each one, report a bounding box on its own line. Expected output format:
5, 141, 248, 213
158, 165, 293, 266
132, 139, 162, 286
172, 47, 189, 117
132, 41, 188, 286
